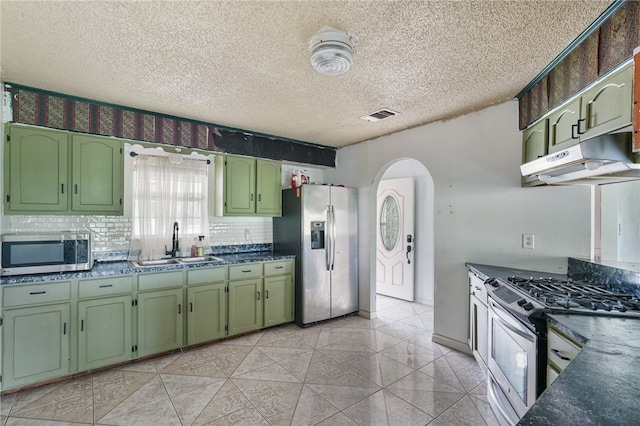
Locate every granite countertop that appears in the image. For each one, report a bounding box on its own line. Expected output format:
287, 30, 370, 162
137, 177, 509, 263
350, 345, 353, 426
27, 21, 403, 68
0, 251, 295, 285
466, 262, 569, 281
466, 262, 640, 425
519, 314, 640, 425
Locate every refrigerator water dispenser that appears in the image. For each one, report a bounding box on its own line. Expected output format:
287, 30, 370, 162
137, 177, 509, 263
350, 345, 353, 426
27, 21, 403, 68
310, 221, 325, 249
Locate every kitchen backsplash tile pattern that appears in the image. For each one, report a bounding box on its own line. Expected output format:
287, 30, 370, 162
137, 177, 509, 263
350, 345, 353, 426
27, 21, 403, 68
7, 215, 272, 254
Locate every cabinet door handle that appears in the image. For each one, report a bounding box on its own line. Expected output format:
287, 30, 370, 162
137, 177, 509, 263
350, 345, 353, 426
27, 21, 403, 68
265, 290, 269, 299
250, 194, 254, 202
258, 194, 261, 202
550, 348, 571, 361
63, 322, 67, 335
99, 284, 113, 288
190, 302, 193, 312
257, 291, 261, 300
81, 319, 84, 332
242, 270, 251, 273
571, 124, 579, 139
577, 118, 586, 134
275, 266, 284, 269
61, 183, 64, 194
29, 291, 46, 295
74, 184, 78, 194
178, 304, 182, 314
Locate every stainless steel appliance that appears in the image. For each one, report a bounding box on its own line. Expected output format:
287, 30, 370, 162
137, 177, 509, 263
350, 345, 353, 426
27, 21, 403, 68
486, 275, 640, 425
520, 133, 640, 185
273, 185, 358, 326
1, 231, 93, 276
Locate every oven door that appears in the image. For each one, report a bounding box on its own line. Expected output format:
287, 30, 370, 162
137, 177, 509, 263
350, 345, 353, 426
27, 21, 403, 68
487, 297, 537, 425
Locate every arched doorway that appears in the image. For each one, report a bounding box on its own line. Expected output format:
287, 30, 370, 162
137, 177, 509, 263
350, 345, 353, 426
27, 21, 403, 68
369, 158, 435, 316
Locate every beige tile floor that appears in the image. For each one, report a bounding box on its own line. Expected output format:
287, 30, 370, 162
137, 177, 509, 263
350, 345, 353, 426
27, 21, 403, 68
0, 295, 499, 426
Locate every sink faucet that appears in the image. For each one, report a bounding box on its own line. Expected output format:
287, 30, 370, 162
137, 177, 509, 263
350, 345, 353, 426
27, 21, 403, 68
166, 221, 180, 257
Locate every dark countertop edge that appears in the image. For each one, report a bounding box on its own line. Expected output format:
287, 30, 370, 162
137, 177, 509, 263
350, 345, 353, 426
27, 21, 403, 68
570, 257, 640, 274
518, 313, 640, 425
0, 252, 296, 285
466, 263, 568, 281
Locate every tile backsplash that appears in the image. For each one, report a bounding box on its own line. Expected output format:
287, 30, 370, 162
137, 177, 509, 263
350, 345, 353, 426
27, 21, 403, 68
6, 215, 272, 253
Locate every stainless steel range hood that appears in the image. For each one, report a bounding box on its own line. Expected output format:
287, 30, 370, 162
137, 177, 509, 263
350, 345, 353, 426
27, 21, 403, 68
520, 133, 640, 185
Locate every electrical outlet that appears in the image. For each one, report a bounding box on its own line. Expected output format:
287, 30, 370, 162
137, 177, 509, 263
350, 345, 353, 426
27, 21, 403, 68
522, 234, 535, 249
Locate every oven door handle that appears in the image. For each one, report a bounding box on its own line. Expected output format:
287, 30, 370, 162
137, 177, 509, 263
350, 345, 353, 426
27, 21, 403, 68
489, 299, 535, 341
492, 314, 535, 341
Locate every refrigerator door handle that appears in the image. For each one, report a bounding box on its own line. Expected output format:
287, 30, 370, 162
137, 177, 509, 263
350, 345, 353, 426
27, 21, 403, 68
326, 205, 331, 270
330, 205, 336, 270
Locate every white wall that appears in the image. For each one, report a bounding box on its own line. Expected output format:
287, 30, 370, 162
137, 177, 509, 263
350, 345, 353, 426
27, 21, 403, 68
329, 100, 592, 347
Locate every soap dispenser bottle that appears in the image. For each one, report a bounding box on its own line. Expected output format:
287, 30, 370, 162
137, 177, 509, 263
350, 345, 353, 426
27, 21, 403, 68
197, 236, 205, 256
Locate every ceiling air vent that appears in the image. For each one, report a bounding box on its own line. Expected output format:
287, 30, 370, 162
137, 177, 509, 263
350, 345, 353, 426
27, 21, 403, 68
360, 109, 398, 122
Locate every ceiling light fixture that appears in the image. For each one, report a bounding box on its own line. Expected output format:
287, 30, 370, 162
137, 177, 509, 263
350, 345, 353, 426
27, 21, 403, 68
309, 27, 356, 76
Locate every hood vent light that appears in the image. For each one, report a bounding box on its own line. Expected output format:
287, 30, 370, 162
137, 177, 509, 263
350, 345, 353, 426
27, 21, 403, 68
360, 109, 398, 122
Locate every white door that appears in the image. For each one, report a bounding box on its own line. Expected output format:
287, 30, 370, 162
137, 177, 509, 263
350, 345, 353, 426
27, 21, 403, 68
376, 177, 415, 301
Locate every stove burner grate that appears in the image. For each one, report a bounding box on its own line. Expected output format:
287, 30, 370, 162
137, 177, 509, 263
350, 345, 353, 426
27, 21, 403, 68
505, 276, 640, 314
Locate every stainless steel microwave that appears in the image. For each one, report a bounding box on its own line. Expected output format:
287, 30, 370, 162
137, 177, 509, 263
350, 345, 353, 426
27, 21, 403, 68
1, 231, 93, 276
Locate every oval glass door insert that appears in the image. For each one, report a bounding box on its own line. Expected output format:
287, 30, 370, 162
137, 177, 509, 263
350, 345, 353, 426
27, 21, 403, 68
380, 195, 400, 251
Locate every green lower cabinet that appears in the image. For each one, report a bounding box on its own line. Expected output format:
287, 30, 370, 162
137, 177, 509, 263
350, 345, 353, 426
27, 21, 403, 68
264, 275, 293, 327
187, 283, 227, 345
77, 295, 132, 371
2, 303, 70, 389
228, 279, 263, 335
137, 288, 183, 357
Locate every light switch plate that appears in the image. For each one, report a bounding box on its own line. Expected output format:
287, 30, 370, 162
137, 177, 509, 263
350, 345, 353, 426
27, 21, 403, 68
522, 234, 535, 249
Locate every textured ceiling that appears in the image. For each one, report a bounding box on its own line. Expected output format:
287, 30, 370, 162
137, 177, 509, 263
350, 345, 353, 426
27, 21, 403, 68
0, 1, 612, 148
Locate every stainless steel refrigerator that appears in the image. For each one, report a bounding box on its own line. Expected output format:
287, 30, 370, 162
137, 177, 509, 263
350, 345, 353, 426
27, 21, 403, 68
273, 185, 358, 326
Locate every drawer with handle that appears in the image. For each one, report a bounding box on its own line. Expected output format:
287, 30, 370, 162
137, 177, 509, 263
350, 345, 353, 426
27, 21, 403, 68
187, 266, 227, 285
138, 271, 183, 291
547, 325, 582, 371
229, 263, 263, 280
78, 276, 133, 299
3, 281, 71, 308
264, 260, 292, 277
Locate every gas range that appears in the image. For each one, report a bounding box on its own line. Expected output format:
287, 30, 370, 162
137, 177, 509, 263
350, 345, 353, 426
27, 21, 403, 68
486, 275, 640, 323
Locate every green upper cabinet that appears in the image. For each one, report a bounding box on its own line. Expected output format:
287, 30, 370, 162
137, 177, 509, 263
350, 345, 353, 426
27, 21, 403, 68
547, 61, 633, 154
6, 124, 69, 212
4, 124, 123, 215
72, 134, 123, 213
548, 97, 582, 154
581, 62, 633, 141
224, 155, 281, 217
521, 119, 549, 186
224, 155, 256, 215
256, 159, 282, 215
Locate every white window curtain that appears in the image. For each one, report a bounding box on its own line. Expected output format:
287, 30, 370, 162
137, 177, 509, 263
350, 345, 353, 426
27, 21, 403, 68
131, 153, 208, 260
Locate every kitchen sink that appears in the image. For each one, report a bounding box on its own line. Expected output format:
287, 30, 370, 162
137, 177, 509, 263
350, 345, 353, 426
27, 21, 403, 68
177, 255, 224, 263
131, 255, 224, 267
131, 258, 182, 267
